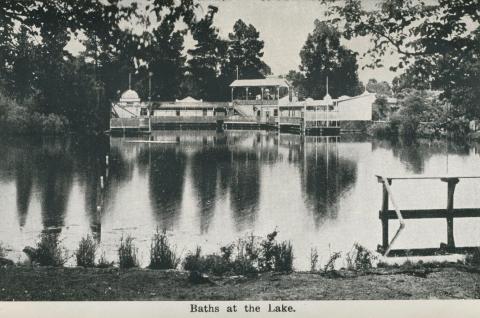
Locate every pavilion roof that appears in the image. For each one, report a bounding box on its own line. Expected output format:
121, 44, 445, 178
229, 78, 291, 88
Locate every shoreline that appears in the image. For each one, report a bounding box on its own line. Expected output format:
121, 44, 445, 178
0, 262, 479, 300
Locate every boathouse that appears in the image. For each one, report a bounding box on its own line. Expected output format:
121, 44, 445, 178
110, 77, 375, 135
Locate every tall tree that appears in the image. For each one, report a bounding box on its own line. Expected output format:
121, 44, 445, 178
185, 5, 228, 100
223, 19, 271, 81
296, 20, 361, 99
10, 26, 37, 102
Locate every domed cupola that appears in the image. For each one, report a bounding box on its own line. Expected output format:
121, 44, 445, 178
120, 89, 141, 103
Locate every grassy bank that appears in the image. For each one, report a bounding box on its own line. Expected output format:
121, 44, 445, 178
1, 232, 480, 300
0, 262, 479, 300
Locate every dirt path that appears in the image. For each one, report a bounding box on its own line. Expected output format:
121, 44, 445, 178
0, 265, 479, 300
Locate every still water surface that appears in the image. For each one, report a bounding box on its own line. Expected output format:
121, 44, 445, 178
1, 131, 480, 269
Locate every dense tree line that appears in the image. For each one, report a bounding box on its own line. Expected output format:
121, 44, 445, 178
0, 1, 270, 134
325, 0, 480, 137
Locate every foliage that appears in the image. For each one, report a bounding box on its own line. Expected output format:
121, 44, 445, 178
183, 247, 232, 276
184, 6, 227, 101
183, 231, 293, 276
465, 248, 480, 267
75, 235, 97, 268
323, 252, 341, 273
324, 0, 479, 71
366, 79, 392, 96
0, 242, 5, 258
0, 92, 69, 135
32, 233, 68, 267
288, 20, 361, 100
286, 70, 307, 101
325, 0, 480, 131
0, 1, 275, 134
273, 241, 293, 272
345, 243, 377, 271
225, 19, 271, 80
148, 230, 180, 270
118, 235, 138, 269
372, 96, 389, 121
96, 252, 114, 268
310, 248, 319, 272
258, 232, 293, 273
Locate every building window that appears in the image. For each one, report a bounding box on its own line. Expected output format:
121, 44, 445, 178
274, 109, 278, 117
203, 109, 207, 116
176, 110, 181, 117
140, 108, 148, 116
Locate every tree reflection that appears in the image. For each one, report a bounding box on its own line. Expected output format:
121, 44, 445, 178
229, 150, 260, 231
191, 147, 222, 234
300, 140, 357, 227
372, 138, 470, 174
15, 157, 33, 228
35, 141, 74, 230
138, 146, 187, 230
72, 136, 108, 241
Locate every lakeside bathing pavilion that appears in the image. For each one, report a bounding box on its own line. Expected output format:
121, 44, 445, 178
110, 78, 376, 135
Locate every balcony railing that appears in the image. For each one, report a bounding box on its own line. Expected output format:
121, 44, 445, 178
233, 99, 279, 106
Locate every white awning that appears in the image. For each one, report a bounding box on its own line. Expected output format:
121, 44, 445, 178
230, 78, 291, 88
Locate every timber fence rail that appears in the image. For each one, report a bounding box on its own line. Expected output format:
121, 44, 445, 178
376, 175, 480, 257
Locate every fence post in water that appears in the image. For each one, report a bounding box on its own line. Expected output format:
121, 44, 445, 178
105, 155, 109, 166
442, 177, 459, 250
100, 176, 104, 189
380, 177, 392, 251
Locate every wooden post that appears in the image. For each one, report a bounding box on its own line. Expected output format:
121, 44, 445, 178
442, 177, 459, 250
380, 178, 392, 251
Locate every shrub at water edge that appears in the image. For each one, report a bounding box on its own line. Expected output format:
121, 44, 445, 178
24, 232, 68, 267
75, 235, 97, 268
118, 235, 138, 269
148, 230, 180, 270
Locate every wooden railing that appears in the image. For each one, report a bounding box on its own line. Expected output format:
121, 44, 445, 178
151, 116, 217, 123
279, 117, 301, 125
376, 175, 480, 257
110, 118, 142, 128
233, 99, 278, 106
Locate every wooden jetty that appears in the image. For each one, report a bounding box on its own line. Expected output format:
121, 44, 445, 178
376, 175, 480, 257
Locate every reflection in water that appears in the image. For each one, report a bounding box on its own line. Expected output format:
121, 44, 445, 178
15, 156, 33, 228
300, 138, 357, 227
138, 146, 187, 230
73, 136, 109, 240
229, 150, 261, 231
191, 145, 228, 234
2, 132, 479, 269
36, 142, 74, 230
372, 138, 471, 174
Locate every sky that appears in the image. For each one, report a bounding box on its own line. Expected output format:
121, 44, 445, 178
196, 0, 401, 83
67, 0, 401, 83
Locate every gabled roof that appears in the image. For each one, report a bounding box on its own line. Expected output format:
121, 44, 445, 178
230, 78, 291, 88
175, 96, 203, 103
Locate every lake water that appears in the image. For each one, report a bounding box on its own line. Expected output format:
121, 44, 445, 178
1, 130, 480, 270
